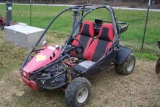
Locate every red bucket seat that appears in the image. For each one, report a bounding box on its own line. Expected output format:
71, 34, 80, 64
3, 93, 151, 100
84, 23, 114, 62
74, 23, 114, 73
72, 20, 94, 59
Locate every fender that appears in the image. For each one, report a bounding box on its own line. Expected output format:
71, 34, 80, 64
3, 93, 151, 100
115, 47, 132, 65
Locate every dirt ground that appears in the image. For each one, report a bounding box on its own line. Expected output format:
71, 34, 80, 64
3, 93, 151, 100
0, 60, 160, 107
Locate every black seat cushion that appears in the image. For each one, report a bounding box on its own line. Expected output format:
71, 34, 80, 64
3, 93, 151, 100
84, 39, 112, 62
84, 23, 114, 62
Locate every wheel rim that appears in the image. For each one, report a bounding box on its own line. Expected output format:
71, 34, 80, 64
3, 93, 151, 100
127, 56, 135, 72
77, 87, 88, 103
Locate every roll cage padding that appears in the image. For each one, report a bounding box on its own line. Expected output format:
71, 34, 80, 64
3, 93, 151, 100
84, 23, 114, 62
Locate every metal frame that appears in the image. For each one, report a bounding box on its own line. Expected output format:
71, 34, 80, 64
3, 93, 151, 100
20, 5, 119, 70
19, 5, 129, 90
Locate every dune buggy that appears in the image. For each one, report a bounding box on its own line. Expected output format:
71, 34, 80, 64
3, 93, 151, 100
18, 5, 136, 107
0, 16, 5, 30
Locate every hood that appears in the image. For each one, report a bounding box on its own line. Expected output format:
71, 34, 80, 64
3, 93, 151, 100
23, 46, 61, 73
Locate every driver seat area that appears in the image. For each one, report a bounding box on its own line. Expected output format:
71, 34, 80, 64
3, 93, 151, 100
72, 20, 94, 59
84, 23, 114, 62
74, 23, 114, 74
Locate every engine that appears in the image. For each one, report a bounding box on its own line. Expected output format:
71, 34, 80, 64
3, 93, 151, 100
37, 63, 67, 89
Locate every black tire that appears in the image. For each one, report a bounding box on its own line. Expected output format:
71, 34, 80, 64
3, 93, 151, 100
115, 54, 136, 75
0, 24, 3, 30
65, 77, 91, 107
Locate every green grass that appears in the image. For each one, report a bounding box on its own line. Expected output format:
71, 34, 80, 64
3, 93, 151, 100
0, 31, 27, 79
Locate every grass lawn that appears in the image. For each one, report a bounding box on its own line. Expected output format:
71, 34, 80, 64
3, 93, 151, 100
0, 4, 160, 107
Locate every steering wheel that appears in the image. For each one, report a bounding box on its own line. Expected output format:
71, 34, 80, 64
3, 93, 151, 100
69, 37, 84, 54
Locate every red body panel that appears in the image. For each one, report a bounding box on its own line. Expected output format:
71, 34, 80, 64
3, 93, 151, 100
18, 74, 38, 90
0, 17, 5, 29
23, 46, 61, 73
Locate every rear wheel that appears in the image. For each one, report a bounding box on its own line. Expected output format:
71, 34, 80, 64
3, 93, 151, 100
0, 24, 3, 30
65, 77, 91, 107
115, 54, 136, 75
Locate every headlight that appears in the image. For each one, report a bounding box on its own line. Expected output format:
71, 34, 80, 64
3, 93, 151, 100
23, 72, 26, 77
22, 70, 29, 78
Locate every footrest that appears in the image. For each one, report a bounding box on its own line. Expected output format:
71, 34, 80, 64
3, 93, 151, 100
74, 60, 95, 74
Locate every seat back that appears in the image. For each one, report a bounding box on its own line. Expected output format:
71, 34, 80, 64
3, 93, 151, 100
84, 23, 114, 62
97, 23, 114, 41
79, 20, 94, 37
72, 20, 94, 59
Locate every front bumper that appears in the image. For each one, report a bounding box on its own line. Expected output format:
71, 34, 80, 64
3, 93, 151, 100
18, 74, 38, 90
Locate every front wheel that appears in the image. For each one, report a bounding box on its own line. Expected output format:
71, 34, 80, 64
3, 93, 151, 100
65, 77, 91, 107
115, 54, 136, 75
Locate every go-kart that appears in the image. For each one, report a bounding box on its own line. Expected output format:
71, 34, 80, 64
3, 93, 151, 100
156, 41, 160, 74
18, 5, 136, 107
0, 16, 5, 30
